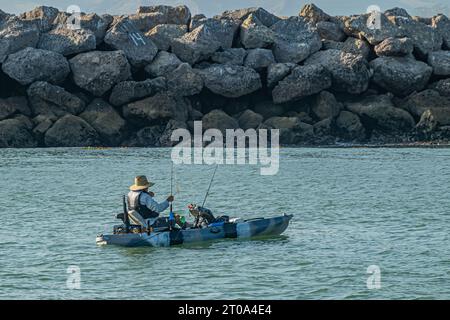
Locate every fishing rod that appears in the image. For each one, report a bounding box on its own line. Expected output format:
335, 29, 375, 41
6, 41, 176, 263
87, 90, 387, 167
202, 164, 218, 208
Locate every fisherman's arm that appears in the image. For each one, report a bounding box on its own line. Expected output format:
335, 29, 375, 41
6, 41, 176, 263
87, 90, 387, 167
144, 195, 170, 213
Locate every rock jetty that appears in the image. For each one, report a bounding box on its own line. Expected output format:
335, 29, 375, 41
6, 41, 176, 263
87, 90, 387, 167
0, 4, 449, 147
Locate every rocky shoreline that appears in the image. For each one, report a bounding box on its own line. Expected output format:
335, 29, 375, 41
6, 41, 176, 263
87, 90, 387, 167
0, 4, 449, 148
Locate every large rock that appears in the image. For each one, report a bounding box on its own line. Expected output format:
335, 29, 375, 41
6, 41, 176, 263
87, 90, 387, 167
316, 21, 346, 42
346, 95, 415, 132
391, 15, 442, 58
145, 51, 181, 77
38, 26, 96, 56
304, 50, 371, 95
18, 6, 59, 32
146, 24, 187, 51
27, 81, 85, 117
187, 16, 240, 49
0, 118, 37, 147
69, 50, 131, 96
244, 48, 275, 70
430, 79, 450, 97
432, 14, 450, 49
427, 51, 450, 76
344, 12, 405, 45
217, 7, 280, 27
211, 48, 246, 65
267, 63, 296, 88
323, 37, 371, 60
311, 91, 341, 120
0, 16, 40, 63
109, 77, 166, 106
44, 115, 99, 147
0, 96, 31, 120
104, 21, 158, 67
136, 5, 191, 25
240, 14, 275, 49
335, 111, 366, 141
262, 116, 314, 145
53, 12, 113, 43
171, 25, 222, 65
272, 64, 332, 104
159, 119, 188, 147
370, 56, 432, 96
253, 100, 285, 119
2, 47, 69, 85
238, 109, 263, 130
270, 16, 322, 63
79, 99, 126, 146
199, 64, 262, 98
398, 89, 450, 119
122, 93, 190, 126
299, 3, 331, 24
167, 63, 203, 96
202, 109, 239, 133
374, 37, 414, 56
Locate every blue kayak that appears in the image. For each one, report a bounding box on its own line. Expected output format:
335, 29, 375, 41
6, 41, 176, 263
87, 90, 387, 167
96, 214, 293, 247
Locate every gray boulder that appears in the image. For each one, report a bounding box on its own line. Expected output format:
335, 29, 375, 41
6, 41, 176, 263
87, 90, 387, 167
38, 26, 96, 56
304, 50, 370, 95
374, 37, 414, 56
267, 63, 296, 88
430, 79, 450, 97
244, 48, 275, 70
127, 125, 165, 147
27, 81, 85, 117
18, 6, 59, 32
145, 51, 182, 77
0, 96, 31, 120
238, 109, 263, 130
159, 119, 189, 147
218, 7, 280, 27
79, 99, 126, 146
109, 77, 166, 106
311, 91, 341, 120
44, 114, 100, 147
171, 25, 222, 65
167, 63, 203, 96
146, 24, 187, 51
0, 118, 37, 147
137, 5, 191, 25
346, 95, 415, 132
316, 21, 346, 42
54, 12, 113, 43
187, 16, 240, 49
104, 21, 158, 67
323, 38, 371, 60
69, 50, 131, 96
262, 116, 314, 145
211, 48, 246, 65
299, 3, 331, 24
240, 14, 275, 49
270, 16, 322, 63
398, 89, 450, 119
202, 109, 239, 133
335, 111, 366, 141
432, 14, 450, 49
199, 64, 262, 98
391, 15, 442, 58
122, 92, 190, 126
2, 47, 69, 85
428, 51, 450, 76
344, 12, 405, 45
370, 56, 432, 96
0, 16, 40, 63
272, 64, 332, 104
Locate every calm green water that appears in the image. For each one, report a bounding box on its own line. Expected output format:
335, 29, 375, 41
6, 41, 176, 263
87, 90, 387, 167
0, 148, 449, 299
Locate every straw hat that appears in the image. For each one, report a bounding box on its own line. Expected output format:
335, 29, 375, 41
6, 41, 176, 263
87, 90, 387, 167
129, 175, 155, 191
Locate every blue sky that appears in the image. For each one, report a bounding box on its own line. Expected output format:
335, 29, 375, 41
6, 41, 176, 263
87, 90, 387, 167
0, 0, 448, 17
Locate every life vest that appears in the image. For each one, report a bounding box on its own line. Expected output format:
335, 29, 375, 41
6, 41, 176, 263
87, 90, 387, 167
127, 191, 159, 219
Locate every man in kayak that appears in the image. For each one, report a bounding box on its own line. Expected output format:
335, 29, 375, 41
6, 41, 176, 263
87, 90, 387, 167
127, 175, 174, 227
